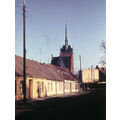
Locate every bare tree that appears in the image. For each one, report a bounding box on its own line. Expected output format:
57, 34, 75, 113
100, 40, 106, 53
99, 40, 106, 66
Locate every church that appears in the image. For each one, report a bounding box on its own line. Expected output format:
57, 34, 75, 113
51, 25, 74, 74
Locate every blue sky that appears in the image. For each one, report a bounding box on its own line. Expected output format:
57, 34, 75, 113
15, 0, 106, 73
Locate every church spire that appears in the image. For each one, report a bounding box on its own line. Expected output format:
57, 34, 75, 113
65, 24, 68, 48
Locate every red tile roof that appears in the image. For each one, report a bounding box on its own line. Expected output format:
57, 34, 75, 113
15, 55, 77, 81
49, 64, 77, 81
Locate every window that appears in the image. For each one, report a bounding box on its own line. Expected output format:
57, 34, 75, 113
65, 83, 67, 90
73, 83, 75, 89
36, 82, 39, 93
75, 84, 78, 90
61, 83, 63, 91
72, 83, 74, 89
15, 81, 17, 95
41, 82, 44, 92
20, 81, 24, 94
67, 83, 69, 90
59, 83, 61, 91
48, 83, 50, 92
75, 84, 77, 90
60, 83, 62, 91
51, 82, 53, 91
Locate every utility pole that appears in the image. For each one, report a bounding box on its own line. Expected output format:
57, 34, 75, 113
23, 0, 26, 104
91, 65, 93, 82
79, 55, 82, 89
90, 65, 93, 90
79, 55, 81, 71
40, 48, 41, 62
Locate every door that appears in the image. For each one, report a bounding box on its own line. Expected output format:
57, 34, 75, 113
29, 80, 33, 99
37, 82, 40, 98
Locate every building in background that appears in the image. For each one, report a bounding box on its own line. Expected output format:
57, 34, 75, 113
77, 65, 106, 89
82, 66, 106, 84
51, 25, 74, 74
82, 69, 99, 83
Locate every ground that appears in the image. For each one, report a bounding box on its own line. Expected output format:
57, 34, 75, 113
15, 88, 106, 120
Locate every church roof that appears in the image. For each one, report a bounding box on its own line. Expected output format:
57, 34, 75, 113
51, 57, 60, 66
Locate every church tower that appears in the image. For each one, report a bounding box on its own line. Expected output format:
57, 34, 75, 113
60, 24, 74, 73
51, 24, 74, 74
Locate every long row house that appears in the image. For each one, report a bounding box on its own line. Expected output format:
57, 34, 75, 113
15, 55, 80, 101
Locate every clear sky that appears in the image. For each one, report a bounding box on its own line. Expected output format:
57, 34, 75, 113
15, 0, 106, 73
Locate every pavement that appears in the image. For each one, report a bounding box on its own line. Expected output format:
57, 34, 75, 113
15, 90, 90, 115
15, 88, 106, 120
27, 90, 90, 102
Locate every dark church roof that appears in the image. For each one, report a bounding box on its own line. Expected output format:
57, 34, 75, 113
51, 56, 66, 68
51, 55, 72, 70
51, 57, 60, 66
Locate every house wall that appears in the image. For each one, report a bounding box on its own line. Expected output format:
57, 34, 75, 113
82, 69, 99, 83
99, 70, 106, 82
46, 80, 64, 96
75, 82, 80, 92
56, 81, 64, 95
15, 76, 46, 100
15, 76, 24, 101
15, 76, 80, 101
46, 80, 56, 96
26, 78, 46, 99
93, 69, 99, 83
64, 80, 76, 93
71, 81, 76, 92
82, 69, 91, 83
64, 80, 70, 93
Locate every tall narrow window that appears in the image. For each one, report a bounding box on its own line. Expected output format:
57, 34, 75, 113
60, 83, 61, 91
73, 83, 75, 89
15, 81, 17, 95
60, 83, 62, 91
48, 83, 50, 92
41, 82, 44, 92
75, 84, 77, 90
59, 82, 60, 91
20, 81, 24, 94
67, 83, 69, 90
65, 83, 67, 90
51, 82, 53, 92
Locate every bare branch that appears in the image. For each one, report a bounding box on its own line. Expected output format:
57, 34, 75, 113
99, 40, 106, 66
100, 40, 106, 53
